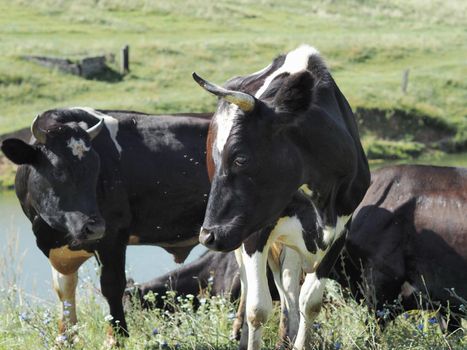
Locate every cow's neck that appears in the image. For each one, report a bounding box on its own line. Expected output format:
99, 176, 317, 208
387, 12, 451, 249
285, 115, 365, 224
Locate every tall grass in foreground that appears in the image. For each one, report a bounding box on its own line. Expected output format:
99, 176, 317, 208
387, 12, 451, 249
0, 233, 465, 349
1, 281, 465, 350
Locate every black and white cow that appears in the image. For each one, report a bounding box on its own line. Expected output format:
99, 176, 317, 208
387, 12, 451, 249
335, 164, 467, 331
1, 108, 211, 343
192, 45, 370, 349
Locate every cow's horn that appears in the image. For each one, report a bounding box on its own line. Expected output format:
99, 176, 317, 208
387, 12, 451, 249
31, 115, 47, 144
192, 72, 255, 112
86, 119, 105, 140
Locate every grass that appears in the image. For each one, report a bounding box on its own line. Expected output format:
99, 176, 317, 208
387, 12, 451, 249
1, 231, 465, 349
1, 274, 465, 349
0, 0, 466, 150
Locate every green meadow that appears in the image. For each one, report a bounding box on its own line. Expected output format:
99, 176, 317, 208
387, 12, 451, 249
0, 1, 466, 349
1, 0, 466, 154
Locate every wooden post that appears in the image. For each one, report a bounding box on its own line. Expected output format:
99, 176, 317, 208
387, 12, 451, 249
401, 69, 409, 94
121, 45, 129, 74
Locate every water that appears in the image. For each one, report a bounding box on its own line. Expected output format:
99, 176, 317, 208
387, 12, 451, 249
0, 191, 206, 301
369, 151, 467, 169
0, 152, 465, 302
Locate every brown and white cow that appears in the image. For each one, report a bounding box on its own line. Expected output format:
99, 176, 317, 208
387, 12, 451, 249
193, 45, 370, 349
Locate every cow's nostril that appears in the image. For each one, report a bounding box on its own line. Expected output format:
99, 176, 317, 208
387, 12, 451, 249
199, 227, 215, 246
80, 219, 105, 241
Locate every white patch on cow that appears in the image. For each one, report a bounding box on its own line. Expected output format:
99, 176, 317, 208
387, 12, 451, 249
294, 273, 326, 350
78, 121, 89, 130
268, 246, 301, 342
299, 184, 313, 197
241, 248, 272, 349
322, 214, 351, 246
70, 107, 122, 155
255, 45, 320, 99
231, 248, 247, 340
400, 281, 417, 298
67, 137, 90, 159
271, 215, 322, 273
51, 264, 79, 327
215, 104, 239, 153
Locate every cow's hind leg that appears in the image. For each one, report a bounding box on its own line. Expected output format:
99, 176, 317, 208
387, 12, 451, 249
293, 273, 326, 350
233, 248, 247, 344
242, 247, 272, 350
268, 246, 301, 349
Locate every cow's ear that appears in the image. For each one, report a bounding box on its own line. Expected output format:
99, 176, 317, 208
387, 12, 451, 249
273, 71, 314, 115
1, 139, 38, 165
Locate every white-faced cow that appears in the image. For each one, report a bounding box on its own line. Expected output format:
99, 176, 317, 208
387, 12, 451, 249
0, 108, 211, 344
335, 164, 467, 331
193, 45, 370, 349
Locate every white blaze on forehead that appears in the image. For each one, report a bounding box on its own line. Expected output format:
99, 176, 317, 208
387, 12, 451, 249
214, 45, 319, 155
67, 137, 90, 159
255, 44, 319, 99
215, 104, 239, 153
70, 107, 122, 155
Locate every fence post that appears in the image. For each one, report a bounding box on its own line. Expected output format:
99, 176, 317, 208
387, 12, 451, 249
121, 45, 129, 74
401, 69, 409, 94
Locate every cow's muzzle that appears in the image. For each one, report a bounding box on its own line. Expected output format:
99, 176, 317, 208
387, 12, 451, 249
199, 226, 243, 252
199, 227, 215, 247
80, 216, 106, 241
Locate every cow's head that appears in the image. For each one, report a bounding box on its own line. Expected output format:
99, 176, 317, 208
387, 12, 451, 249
193, 68, 317, 251
1, 114, 106, 249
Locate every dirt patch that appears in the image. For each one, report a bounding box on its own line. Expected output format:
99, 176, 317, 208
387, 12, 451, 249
354, 107, 455, 144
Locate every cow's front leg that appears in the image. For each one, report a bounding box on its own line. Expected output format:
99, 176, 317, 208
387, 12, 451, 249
268, 246, 301, 349
242, 246, 272, 350
98, 243, 128, 347
51, 266, 79, 343
293, 273, 326, 350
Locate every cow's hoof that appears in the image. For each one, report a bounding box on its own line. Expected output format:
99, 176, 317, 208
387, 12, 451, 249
230, 318, 243, 341
102, 333, 121, 349
52, 331, 81, 349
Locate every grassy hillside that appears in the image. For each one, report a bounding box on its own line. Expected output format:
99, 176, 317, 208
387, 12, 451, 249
1, 0, 466, 154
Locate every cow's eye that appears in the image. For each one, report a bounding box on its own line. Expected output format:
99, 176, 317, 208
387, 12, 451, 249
233, 156, 248, 168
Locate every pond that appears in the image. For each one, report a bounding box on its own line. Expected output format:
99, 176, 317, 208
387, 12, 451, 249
0, 152, 466, 302
0, 191, 206, 301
